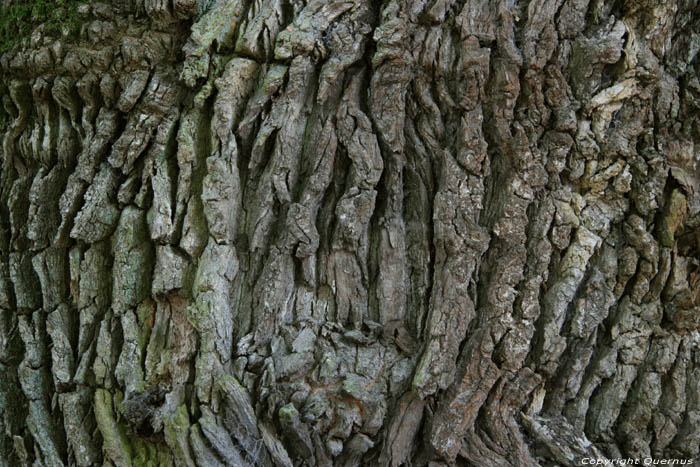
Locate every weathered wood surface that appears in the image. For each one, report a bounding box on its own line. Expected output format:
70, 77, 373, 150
0, 0, 699, 465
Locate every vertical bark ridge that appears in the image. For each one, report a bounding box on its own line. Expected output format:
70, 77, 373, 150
0, 0, 699, 465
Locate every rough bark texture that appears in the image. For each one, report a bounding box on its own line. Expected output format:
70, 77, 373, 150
1, 0, 699, 466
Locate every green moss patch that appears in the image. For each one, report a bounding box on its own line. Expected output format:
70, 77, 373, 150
0, 0, 85, 53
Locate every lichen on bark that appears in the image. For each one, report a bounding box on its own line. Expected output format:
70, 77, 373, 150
1, 0, 699, 466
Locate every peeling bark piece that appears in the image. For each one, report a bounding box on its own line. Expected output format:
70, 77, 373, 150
56, 109, 121, 245
181, 0, 246, 87
521, 414, 609, 465
213, 58, 259, 151
59, 389, 101, 467
112, 207, 154, 311
93, 311, 120, 389
3, 80, 32, 171
117, 70, 150, 113
218, 374, 275, 466
327, 72, 383, 327
535, 226, 601, 376
189, 423, 224, 466
199, 408, 247, 467
27, 166, 66, 250
70, 164, 121, 243
95, 388, 133, 467
180, 197, 208, 259
569, 19, 626, 98
658, 189, 688, 247
152, 245, 191, 296
238, 64, 288, 142
274, 0, 355, 60
9, 252, 41, 310
46, 304, 75, 387
429, 329, 500, 461
379, 392, 425, 467
201, 152, 239, 246
235, 0, 284, 61
259, 422, 294, 467
108, 73, 181, 174
191, 241, 237, 401
17, 311, 66, 467
32, 248, 68, 310
200, 59, 258, 247
149, 152, 177, 243
115, 306, 147, 397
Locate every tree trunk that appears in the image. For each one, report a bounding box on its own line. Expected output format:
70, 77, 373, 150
1, 0, 699, 465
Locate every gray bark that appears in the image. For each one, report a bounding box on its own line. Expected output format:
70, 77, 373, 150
1, 0, 699, 466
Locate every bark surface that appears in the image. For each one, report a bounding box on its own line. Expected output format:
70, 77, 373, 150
1, 0, 699, 466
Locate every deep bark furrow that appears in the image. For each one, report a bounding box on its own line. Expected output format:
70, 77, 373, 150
1, 0, 699, 466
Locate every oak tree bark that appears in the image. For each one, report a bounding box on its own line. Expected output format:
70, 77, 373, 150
1, 0, 699, 466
